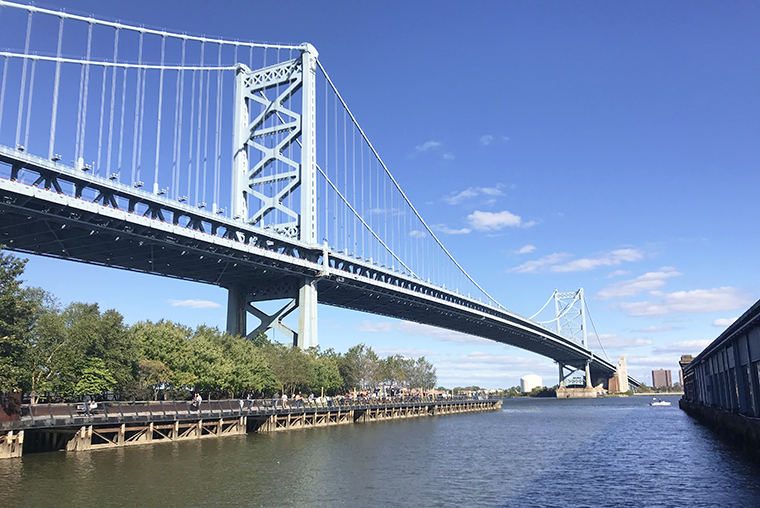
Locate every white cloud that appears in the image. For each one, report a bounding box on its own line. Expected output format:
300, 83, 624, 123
632, 326, 681, 333
357, 320, 491, 345
446, 351, 551, 369
517, 244, 536, 254
415, 140, 442, 152
653, 340, 711, 353
443, 185, 504, 205
510, 252, 572, 274
606, 270, 631, 279
358, 321, 395, 333
431, 224, 472, 235
412, 140, 453, 160
373, 347, 437, 358
467, 210, 532, 231
625, 354, 681, 368
618, 287, 753, 317
713, 317, 738, 327
409, 230, 427, 239
595, 267, 681, 300
479, 135, 494, 145
552, 249, 643, 273
396, 322, 492, 344
443, 188, 478, 205
168, 299, 220, 309
595, 333, 652, 348
510, 249, 643, 274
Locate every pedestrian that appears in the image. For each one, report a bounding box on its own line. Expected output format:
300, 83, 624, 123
282, 392, 288, 409
273, 392, 280, 409
194, 392, 202, 411
295, 393, 303, 408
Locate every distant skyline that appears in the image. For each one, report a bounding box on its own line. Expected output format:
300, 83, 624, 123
7, 0, 760, 388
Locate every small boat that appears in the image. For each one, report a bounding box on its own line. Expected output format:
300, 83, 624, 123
650, 397, 671, 406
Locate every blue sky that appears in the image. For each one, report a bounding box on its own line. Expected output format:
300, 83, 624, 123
7, 0, 760, 389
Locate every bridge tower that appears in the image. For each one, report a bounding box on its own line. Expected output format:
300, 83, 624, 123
227, 43, 320, 349
552, 288, 593, 389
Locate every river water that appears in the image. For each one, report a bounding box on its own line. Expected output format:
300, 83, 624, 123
2, 396, 760, 507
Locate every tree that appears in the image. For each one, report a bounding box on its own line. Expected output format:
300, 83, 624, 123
75, 357, 117, 397
133, 320, 195, 396
410, 357, 437, 390
0, 251, 46, 392
138, 359, 172, 400
309, 348, 343, 395
260, 340, 316, 396
341, 344, 379, 390
22, 302, 74, 403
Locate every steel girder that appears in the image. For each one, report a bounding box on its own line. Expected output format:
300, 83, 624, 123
0, 146, 636, 384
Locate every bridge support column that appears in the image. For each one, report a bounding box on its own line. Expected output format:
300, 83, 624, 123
225, 278, 318, 349
559, 363, 565, 388
585, 362, 592, 389
227, 285, 247, 338
297, 277, 318, 349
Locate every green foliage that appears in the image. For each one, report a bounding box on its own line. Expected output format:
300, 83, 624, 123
0, 252, 47, 392
75, 357, 117, 396
341, 343, 379, 390
0, 250, 450, 402
529, 385, 558, 398
502, 386, 522, 398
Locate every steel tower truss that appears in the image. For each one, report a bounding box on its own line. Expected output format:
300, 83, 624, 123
227, 44, 319, 349
553, 288, 592, 388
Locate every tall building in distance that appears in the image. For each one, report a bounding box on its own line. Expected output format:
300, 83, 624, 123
652, 369, 672, 389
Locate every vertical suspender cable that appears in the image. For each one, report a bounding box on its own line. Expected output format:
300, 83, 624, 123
131, 31, 144, 184
15, 11, 32, 150
153, 35, 167, 192
324, 68, 328, 244
172, 37, 186, 200
136, 48, 148, 183
74, 25, 86, 165
106, 28, 119, 177
201, 67, 211, 205
342, 108, 347, 252
0, 6, 5, 138
48, 16, 64, 160
383, 149, 387, 266
361, 135, 364, 259
95, 61, 107, 175
0, 57, 8, 139
78, 22, 93, 166
22, 57, 36, 151
195, 42, 205, 205
117, 56, 128, 180
333, 85, 337, 248
352, 124, 356, 256
213, 43, 223, 210
187, 67, 196, 201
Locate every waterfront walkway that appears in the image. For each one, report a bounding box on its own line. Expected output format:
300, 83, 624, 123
1, 396, 502, 459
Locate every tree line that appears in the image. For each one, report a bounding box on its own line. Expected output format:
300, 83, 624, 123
0, 252, 436, 402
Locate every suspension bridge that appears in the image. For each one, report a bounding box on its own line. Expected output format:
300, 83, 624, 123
0, 1, 638, 389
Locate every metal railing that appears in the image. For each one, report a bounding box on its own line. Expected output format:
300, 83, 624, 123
2, 395, 500, 431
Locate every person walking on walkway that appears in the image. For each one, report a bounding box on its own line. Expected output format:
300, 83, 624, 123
281, 392, 288, 409
273, 392, 280, 409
